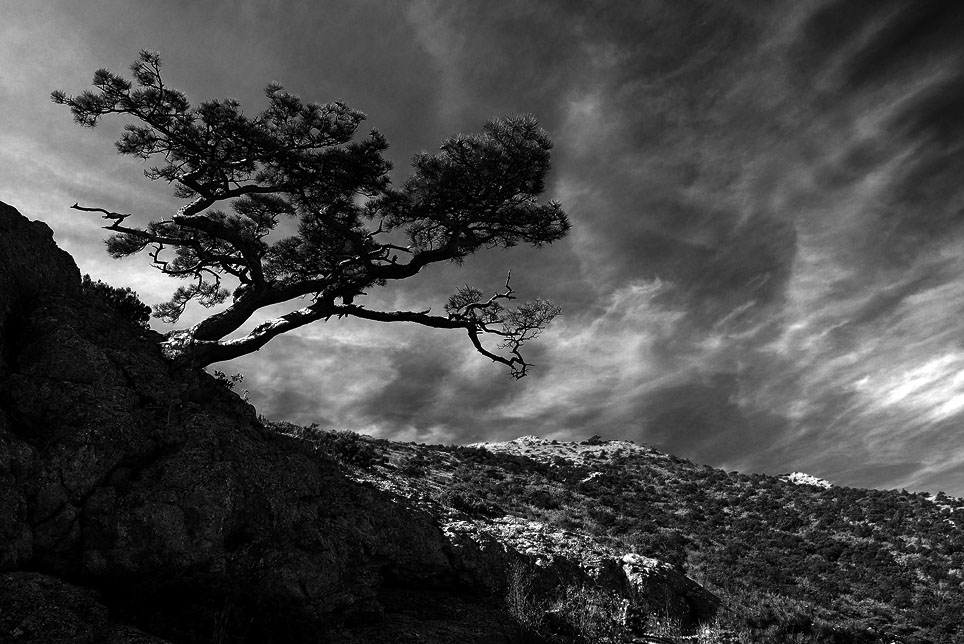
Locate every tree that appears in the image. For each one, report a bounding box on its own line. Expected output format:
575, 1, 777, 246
53, 51, 569, 378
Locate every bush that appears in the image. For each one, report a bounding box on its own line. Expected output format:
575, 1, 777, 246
437, 488, 504, 518
504, 564, 636, 644
505, 562, 550, 643
211, 370, 249, 402
545, 583, 632, 643
81, 274, 152, 328
283, 424, 382, 469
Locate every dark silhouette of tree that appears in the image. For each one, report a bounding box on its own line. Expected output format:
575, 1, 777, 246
54, 51, 569, 377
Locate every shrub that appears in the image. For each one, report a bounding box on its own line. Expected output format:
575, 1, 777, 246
546, 583, 632, 643
81, 274, 151, 328
210, 370, 249, 402
504, 564, 638, 644
437, 488, 504, 518
398, 453, 429, 477
505, 562, 550, 643
283, 424, 382, 469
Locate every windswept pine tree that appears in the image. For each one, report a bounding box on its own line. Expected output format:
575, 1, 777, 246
54, 51, 569, 377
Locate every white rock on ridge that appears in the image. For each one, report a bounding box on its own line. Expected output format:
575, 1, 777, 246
782, 472, 832, 488
470, 434, 665, 464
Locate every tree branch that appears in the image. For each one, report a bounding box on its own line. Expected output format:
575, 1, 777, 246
172, 212, 266, 288
71, 203, 184, 248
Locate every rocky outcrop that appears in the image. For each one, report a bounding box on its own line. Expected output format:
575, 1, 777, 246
0, 201, 80, 377
0, 200, 718, 642
443, 517, 718, 631
0, 200, 469, 641
350, 455, 720, 633
621, 554, 719, 629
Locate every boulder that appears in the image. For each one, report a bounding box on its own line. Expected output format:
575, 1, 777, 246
622, 553, 720, 630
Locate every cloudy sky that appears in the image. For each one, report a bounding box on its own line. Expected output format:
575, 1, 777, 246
4, 0, 964, 495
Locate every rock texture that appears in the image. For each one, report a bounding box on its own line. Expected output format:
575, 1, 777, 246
0, 202, 80, 377
0, 571, 170, 643
621, 554, 719, 629
0, 200, 718, 642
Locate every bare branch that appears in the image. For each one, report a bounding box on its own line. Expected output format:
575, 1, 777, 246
71, 203, 135, 226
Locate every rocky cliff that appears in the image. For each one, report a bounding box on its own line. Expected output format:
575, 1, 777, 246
0, 200, 718, 643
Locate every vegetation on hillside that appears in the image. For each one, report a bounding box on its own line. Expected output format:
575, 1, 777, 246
81, 274, 152, 328
275, 425, 964, 643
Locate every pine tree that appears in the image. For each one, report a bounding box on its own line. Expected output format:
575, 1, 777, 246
54, 51, 569, 378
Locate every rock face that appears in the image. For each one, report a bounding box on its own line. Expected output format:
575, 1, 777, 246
442, 517, 718, 631
0, 201, 80, 377
0, 200, 718, 643
621, 554, 719, 629
0, 204, 461, 642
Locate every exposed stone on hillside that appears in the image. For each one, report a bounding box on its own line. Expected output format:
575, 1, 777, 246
0, 201, 719, 642
621, 554, 719, 630
344, 440, 721, 631
0, 203, 457, 640
444, 518, 718, 629
473, 434, 672, 467
781, 471, 833, 489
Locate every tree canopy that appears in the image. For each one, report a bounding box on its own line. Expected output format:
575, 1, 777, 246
53, 51, 569, 378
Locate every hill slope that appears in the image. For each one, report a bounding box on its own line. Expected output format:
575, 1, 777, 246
297, 430, 964, 643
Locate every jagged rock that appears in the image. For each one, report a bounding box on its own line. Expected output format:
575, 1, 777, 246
0, 200, 80, 378
0, 202, 458, 640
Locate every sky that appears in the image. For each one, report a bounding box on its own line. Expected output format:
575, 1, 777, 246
3, 0, 964, 495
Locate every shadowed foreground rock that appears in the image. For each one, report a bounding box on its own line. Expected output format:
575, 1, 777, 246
0, 571, 170, 643
0, 200, 718, 642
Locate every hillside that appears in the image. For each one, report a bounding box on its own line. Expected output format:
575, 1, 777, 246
285, 429, 964, 643
3, 198, 963, 644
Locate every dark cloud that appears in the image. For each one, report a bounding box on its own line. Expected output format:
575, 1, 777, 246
639, 373, 791, 464
647, 213, 797, 331
824, 460, 927, 492
345, 324, 567, 444
786, 1, 964, 278
842, 1, 964, 91
915, 460, 964, 495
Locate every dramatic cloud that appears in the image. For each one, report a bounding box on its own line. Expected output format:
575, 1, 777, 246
5, 0, 964, 495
